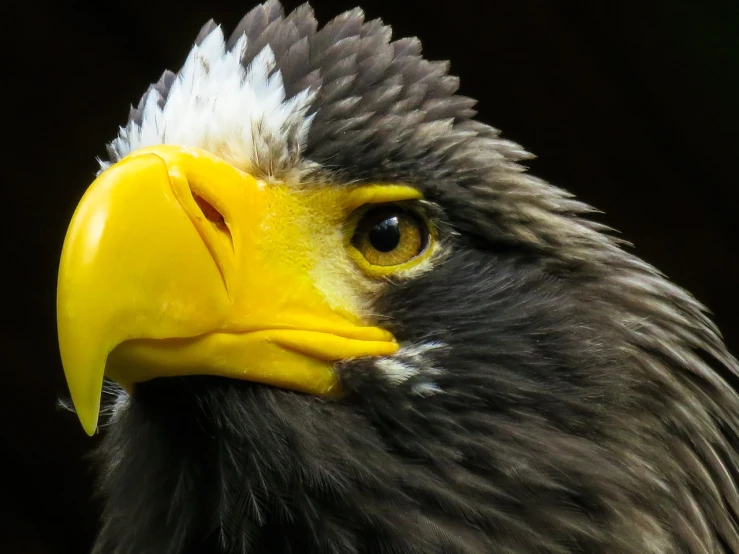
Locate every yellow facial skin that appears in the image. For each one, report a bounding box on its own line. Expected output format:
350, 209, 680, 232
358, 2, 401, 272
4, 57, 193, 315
57, 145, 433, 436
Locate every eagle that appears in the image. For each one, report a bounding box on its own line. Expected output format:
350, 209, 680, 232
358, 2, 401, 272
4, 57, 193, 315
56, 2, 739, 553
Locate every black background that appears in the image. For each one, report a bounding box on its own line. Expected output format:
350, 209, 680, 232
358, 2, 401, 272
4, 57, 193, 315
2, 0, 738, 552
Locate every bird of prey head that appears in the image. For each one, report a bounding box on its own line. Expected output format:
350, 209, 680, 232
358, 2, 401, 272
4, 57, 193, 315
56, 2, 739, 553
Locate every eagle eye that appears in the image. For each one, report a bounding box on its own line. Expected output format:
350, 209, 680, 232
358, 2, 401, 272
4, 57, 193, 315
351, 205, 429, 267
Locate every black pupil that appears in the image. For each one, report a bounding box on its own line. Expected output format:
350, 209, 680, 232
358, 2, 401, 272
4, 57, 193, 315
369, 216, 401, 252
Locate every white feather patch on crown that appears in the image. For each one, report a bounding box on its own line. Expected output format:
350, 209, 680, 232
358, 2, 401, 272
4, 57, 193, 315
102, 25, 318, 179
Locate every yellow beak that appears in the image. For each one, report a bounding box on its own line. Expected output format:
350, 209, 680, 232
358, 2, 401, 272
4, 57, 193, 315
57, 145, 398, 435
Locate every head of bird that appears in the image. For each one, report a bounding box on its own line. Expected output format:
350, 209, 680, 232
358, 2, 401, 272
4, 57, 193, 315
56, 2, 739, 553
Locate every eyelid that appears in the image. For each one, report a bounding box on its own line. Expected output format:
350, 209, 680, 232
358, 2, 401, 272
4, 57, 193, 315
343, 185, 423, 213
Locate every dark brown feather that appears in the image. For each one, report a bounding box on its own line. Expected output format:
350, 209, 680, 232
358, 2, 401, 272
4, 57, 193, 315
93, 2, 739, 553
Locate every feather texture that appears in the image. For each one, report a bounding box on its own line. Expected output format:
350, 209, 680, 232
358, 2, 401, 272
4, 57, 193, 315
87, 2, 739, 553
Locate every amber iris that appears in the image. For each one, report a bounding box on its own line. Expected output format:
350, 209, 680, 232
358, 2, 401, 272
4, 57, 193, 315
352, 205, 428, 266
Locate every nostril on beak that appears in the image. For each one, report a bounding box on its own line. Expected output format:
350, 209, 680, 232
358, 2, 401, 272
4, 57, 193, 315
187, 185, 233, 257
192, 193, 225, 227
